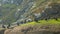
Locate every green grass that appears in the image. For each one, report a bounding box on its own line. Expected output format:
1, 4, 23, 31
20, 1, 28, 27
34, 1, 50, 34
20, 18, 60, 26
20, 22, 37, 26
0, 28, 5, 31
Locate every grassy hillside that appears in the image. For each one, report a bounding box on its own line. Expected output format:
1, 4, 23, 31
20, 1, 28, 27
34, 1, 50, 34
20, 18, 60, 26
0, 0, 60, 34
4, 18, 60, 34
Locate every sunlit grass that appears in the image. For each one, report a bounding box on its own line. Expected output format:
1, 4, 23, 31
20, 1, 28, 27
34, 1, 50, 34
20, 22, 37, 26
0, 28, 5, 31
20, 18, 60, 26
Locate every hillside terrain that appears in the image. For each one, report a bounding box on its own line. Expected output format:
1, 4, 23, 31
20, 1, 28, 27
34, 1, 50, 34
4, 19, 60, 34
0, 0, 60, 34
0, 0, 57, 24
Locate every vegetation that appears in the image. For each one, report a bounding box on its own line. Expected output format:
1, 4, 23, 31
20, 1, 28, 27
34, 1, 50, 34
0, 0, 60, 34
20, 18, 60, 26
4, 18, 60, 34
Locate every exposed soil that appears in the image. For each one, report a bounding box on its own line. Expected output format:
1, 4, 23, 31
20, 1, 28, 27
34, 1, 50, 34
4, 24, 60, 34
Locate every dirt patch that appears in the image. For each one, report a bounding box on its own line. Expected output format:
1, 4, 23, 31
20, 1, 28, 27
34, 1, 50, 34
4, 24, 60, 34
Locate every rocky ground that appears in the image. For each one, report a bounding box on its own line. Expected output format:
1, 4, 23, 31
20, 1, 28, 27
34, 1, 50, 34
4, 23, 60, 34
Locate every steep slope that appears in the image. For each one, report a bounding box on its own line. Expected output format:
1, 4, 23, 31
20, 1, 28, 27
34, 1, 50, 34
0, 0, 50, 24
0, 0, 60, 24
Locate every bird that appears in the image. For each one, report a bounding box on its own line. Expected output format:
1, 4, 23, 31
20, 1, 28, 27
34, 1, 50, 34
45, 18, 48, 21
2, 25, 5, 28
55, 18, 58, 21
34, 18, 38, 22
17, 23, 19, 26
7, 24, 10, 29
53, 17, 58, 21
34, 18, 40, 23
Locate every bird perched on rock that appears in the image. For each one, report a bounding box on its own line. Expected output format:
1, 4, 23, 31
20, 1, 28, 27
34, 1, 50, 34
7, 24, 10, 29
2, 24, 5, 28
